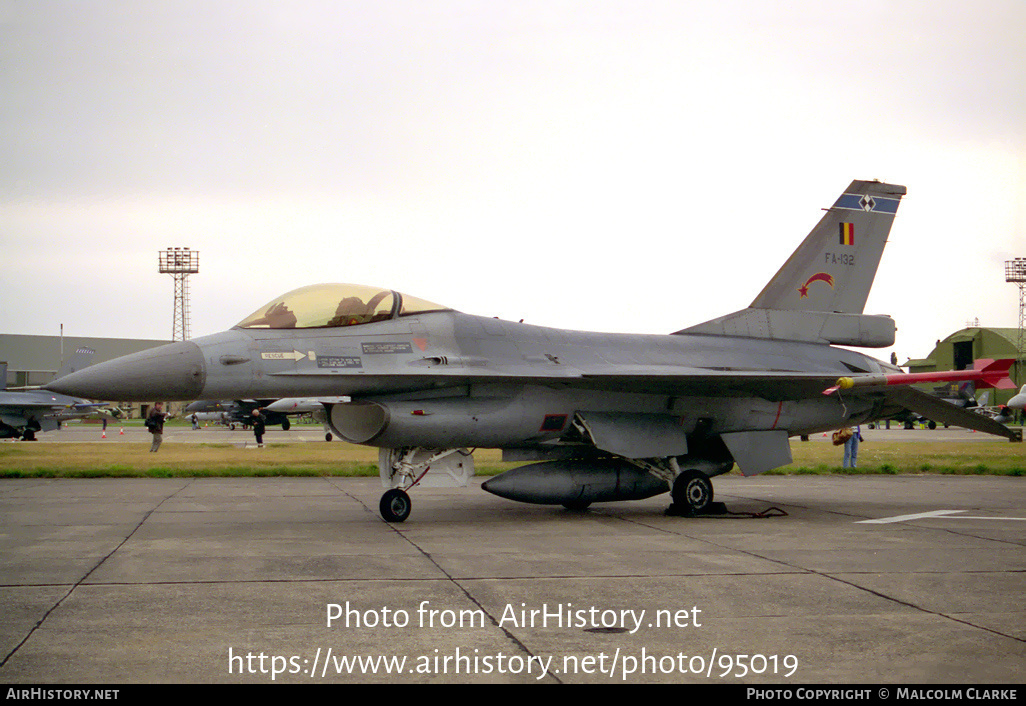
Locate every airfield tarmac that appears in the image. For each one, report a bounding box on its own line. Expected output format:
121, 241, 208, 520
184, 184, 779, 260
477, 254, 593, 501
1, 431, 1024, 685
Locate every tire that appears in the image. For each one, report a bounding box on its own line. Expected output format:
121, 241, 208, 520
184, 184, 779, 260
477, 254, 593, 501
671, 470, 713, 515
282, 419, 291, 431
379, 489, 411, 523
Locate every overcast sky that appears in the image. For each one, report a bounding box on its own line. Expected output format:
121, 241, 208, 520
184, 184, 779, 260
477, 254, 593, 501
1, 1, 1024, 363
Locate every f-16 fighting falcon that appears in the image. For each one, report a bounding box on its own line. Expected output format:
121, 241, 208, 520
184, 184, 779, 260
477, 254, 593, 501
46, 180, 1021, 521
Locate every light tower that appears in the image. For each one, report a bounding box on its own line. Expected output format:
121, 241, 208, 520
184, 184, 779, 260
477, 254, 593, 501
1005, 257, 1026, 387
159, 247, 200, 341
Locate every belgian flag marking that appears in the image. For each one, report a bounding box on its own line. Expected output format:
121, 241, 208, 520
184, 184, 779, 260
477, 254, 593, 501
839, 222, 855, 246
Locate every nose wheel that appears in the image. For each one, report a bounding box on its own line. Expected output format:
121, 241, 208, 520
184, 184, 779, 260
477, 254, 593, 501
379, 488, 412, 523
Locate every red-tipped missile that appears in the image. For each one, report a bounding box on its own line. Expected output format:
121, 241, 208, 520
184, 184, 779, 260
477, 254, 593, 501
824, 358, 1016, 395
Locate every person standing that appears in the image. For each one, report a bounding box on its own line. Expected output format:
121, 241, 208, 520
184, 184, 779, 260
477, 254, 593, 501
251, 408, 266, 448
843, 424, 863, 468
146, 402, 169, 453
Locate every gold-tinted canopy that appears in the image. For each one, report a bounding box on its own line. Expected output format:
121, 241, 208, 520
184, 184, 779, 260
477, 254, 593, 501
236, 283, 450, 329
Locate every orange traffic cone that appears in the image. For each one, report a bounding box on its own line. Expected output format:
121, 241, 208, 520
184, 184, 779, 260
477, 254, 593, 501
101, 431, 107, 438
119, 428, 124, 435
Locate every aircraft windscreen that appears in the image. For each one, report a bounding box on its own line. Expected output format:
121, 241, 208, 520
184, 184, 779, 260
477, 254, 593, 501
236, 284, 449, 329
399, 293, 452, 316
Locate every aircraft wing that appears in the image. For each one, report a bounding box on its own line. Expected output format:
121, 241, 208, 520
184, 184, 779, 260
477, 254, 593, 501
0, 394, 107, 418
0, 397, 70, 415
570, 367, 1022, 439
277, 364, 1022, 441
271, 365, 842, 400
575, 367, 842, 399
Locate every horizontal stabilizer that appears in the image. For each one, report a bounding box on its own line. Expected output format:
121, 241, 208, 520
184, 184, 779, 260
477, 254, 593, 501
681, 180, 906, 347
885, 387, 1022, 441
680, 309, 896, 347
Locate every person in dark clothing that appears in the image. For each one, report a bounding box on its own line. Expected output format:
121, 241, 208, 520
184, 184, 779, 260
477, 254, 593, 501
251, 408, 266, 448
146, 402, 170, 452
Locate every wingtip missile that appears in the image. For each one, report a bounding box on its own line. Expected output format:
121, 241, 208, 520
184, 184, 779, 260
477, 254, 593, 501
824, 359, 1017, 396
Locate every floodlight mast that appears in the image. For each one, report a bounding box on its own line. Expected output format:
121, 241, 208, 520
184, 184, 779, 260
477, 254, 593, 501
158, 247, 199, 341
1005, 257, 1026, 388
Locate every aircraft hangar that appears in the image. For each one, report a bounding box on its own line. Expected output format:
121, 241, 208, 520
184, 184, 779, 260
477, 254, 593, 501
905, 326, 1025, 406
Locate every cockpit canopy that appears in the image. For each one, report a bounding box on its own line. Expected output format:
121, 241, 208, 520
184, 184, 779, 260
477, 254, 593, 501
235, 283, 451, 330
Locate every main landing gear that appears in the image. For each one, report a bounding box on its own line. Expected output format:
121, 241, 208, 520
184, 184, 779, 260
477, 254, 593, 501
668, 470, 714, 516
629, 456, 723, 517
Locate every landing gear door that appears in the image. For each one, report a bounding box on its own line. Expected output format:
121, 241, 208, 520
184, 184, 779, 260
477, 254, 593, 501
379, 448, 475, 489
720, 430, 792, 477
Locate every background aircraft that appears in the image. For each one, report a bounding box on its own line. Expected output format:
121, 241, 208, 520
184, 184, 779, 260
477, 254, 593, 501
184, 397, 346, 439
183, 399, 294, 431
47, 180, 1021, 521
1, 349, 112, 440
890, 370, 1016, 429
1007, 385, 1026, 419
263, 397, 348, 440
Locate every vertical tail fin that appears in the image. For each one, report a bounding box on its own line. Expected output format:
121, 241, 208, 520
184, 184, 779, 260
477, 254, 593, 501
751, 180, 906, 314
680, 180, 906, 347
54, 347, 95, 380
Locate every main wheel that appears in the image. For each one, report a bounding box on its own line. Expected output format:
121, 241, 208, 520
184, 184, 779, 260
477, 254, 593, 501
282, 419, 291, 431
671, 470, 713, 515
379, 489, 412, 523
325, 432, 333, 442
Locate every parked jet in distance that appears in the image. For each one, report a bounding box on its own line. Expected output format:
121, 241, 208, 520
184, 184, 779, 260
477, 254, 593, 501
891, 370, 1017, 429
1008, 385, 1026, 411
263, 397, 348, 440
46, 180, 1021, 521
184, 397, 346, 440
184, 399, 295, 431
1, 349, 112, 440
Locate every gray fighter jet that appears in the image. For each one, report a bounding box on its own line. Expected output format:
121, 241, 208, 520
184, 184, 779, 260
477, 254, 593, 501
2, 349, 111, 440
46, 180, 1021, 521
183, 399, 295, 431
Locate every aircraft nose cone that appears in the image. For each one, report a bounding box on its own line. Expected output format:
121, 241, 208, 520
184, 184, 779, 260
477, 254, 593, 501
46, 341, 206, 401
